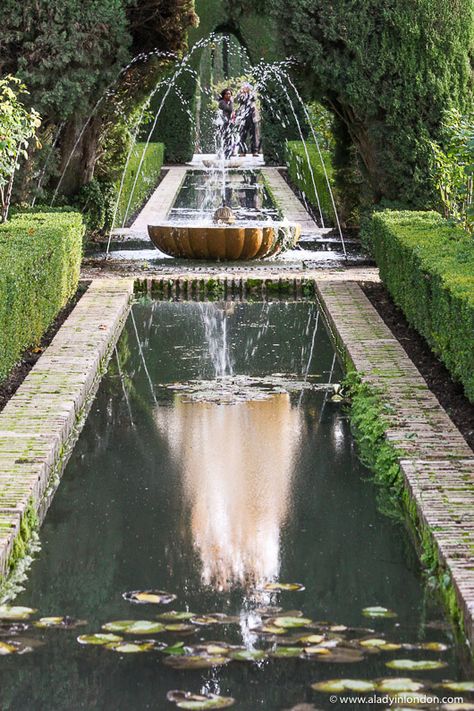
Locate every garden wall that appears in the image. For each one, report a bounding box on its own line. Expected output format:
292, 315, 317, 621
361, 210, 474, 402
285, 141, 335, 226
0, 210, 84, 384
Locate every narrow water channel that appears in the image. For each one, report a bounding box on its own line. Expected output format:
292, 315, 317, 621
0, 301, 468, 710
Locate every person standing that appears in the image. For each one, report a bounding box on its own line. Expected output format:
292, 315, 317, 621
218, 88, 236, 159
236, 83, 260, 157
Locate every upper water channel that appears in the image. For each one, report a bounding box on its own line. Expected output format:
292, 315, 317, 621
0, 299, 468, 710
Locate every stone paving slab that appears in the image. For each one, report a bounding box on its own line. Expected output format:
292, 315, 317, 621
315, 279, 474, 649
261, 167, 321, 233
0, 278, 134, 582
128, 167, 187, 234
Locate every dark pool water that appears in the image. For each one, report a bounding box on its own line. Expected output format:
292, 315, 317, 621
0, 301, 468, 711
168, 170, 280, 224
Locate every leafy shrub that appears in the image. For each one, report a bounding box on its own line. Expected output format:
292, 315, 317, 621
113, 142, 165, 227
361, 210, 474, 402
0, 210, 84, 384
286, 140, 335, 226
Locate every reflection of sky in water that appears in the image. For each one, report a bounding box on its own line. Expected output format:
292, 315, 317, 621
156, 392, 303, 591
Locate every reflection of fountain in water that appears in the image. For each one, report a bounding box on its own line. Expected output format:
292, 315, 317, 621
155, 392, 302, 591
198, 302, 234, 378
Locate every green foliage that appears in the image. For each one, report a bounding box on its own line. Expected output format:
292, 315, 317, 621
231, 0, 474, 210
361, 210, 474, 401
75, 179, 117, 237
0, 210, 84, 384
114, 142, 165, 227
306, 102, 335, 152
0, 76, 41, 222
286, 141, 335, 226
147, 71, 196, 163
430, 109, 474, 233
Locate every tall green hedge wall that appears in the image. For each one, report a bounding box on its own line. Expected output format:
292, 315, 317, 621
361, 211, 474, 402
286, 141, 335, 226
115, 142, 165, 226
0, 211, 84, 384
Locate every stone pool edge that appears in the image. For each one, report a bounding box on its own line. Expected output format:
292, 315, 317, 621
0, 278, 134, 593
314, 279, 474, 659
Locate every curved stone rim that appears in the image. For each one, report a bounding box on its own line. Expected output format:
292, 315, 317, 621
147, 223, 301, 261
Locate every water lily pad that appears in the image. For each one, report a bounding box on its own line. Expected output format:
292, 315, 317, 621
254, 606, 283, 616
229, 649, 267, 662
122, 590, 177, 605
190, 643, 232, 656
270, 646, 302, 658
162, 642, 186, 656
261, 582, 305, 592
157, 611, 196, 622
419, 642, 449, 652
77, 633, 123, 646
258, 625, 287, 635
303, 646, 332, 657
314, 648, 365, 663
106, 640, 155, 653
330, 625, 348, 632
359, 638, 389, 648
167, 691, 235, 709
165, 624, 196, 633
0, 605, 37, 620
362, 606, 397, 619
311, 679, 375, 693
33, 616, 85, 630
102, 620, 165, 634
163, 654, 231, 670
298, 634, 325, 645
0, 641, 21, 655
273, 617, 312, 629
440, 681, 474, 692
376, 678, 425, 693
386, 659, 447, 671
190, 616, 221, 626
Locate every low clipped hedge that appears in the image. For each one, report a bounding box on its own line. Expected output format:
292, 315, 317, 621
362, 210, 474, 402
286, 140, 335, 226
0, 209, 84, 384
115, 142, 165, 226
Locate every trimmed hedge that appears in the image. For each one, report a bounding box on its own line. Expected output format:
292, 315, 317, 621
361, 210, 474, 402
0, 210, 84, 384
115, 142, 164, 226
286, 141, 335, 226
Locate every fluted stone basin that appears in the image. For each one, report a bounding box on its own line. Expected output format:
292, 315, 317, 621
148, 224, 301, 260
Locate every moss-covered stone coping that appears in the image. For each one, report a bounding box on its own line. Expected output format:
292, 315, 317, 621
0, 278, 134, 584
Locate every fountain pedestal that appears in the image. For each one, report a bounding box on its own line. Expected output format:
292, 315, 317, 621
147, 223, 301, 261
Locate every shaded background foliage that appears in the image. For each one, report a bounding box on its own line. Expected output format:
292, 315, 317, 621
226, 0, 474, 213
0, 0, 197, 199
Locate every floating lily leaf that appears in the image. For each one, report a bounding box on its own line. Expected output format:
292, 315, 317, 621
379, 643, 402, 651
273, 617, 312, 629
205, 613, 240, 624
229, 649, 267, 662
386, 659, 447, 671
123, 590, 177, 605
106, 640, 155, 653
376, 678, 425, 693
270, 646, 301, 658
165, 624, 196, 634
359, 638, 389, 648
362, 606, 397, 619
190, 643, 232, 656
330, 625, 348, 632
77, 633, 123, 646
419, 642, 449, 652
33, 616, 86, 630
162, 642, 186, 656
258, 625, 287, 635
440, 681, 474, 692
314, 648, 365, 663
157, 611, 196, 622
163, 654, 231, 670
261, 582, 305, 592
311, 679, 375, 693
298, 635, 325, 645
167, 691, 235, 710
190, 616, 221, 626
254, 606, 283, 616
102, 620, 165, 635
0, 606, 37, 620
0, 641, 21, 655
302, 646, 332, 657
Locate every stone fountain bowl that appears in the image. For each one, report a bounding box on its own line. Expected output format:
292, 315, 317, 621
148, 223, 301, 260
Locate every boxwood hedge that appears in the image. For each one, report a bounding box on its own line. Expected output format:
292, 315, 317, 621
361, 210, 474, 402
285, 141, 335, 227
0, 209, 84, 384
